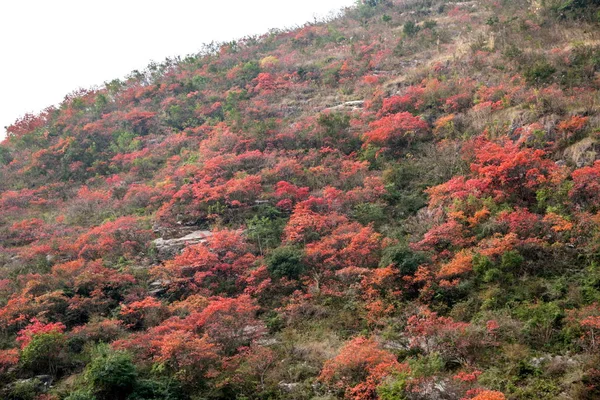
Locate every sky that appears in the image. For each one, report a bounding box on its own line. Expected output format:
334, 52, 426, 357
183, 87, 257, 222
0, 0, 355, 139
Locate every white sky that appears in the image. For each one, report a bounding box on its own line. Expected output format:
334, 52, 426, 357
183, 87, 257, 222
0, 0, 355, 139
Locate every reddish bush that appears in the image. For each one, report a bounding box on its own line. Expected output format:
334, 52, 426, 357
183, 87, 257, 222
320, 336, 408, 400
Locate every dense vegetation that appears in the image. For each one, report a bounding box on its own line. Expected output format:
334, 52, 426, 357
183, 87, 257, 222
1, 0, 600, 398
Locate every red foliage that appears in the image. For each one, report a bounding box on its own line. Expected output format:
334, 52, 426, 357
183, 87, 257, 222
362, 112, 429, 147
319, 336, 408, 400
151, 331, 219, 381
557, 115, 588, 140
252, 72, 282, 93
73, 216, 153, 260
0, 349, 19, 373
6, 218, 49, 246
405, 308, 470, 355
122, 108, 157, 133
469, 137, 555, 203
437, 250, 473, 279
6, 111, 51, 139
274, 180, 310, 209
283, 201, 347, 244
570, 161, 600, 209
120, 297, 168, 329
497, 208, 541, 238
567, 303, 600, 350
305, 222, 383, 269
426, 176, 490, 209
16, 318, 66, 349
187, 295, 264, 354
154, 229, 256, 296
453, 370, 482, 383
414, 220, 472, 253
469, 390, 506, 400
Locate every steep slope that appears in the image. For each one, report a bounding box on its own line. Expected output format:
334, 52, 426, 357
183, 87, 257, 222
1, 0, 600, 399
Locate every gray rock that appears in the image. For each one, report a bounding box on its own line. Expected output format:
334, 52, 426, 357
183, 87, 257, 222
326, 100, 365, 111
278, 381, 301, 392
153, 230, 212, 259
35, 375, 53, 389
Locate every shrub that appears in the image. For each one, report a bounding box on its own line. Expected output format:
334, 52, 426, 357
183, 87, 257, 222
379, 244, 427, 275
524, 61, 556, 85
403, 21, 420, 37
542, 0, 600, 20
317, 111, 351, 140
8, 378, 42, 400
20, 332, 66, 375
64, 391, 96, 400
0, 146, 13, 165
266, 246, 306, 280
83, 345, 137, 400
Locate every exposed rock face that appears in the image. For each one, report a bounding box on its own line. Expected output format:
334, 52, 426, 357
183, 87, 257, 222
563, 137, 598, 167
326, 100, 365, 111
278, 382, 301, 392
152, 230, 212, 259
410, 379, 462, 400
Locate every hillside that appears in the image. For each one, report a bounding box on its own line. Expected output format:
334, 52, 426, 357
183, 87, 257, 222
1, 0, 600, 399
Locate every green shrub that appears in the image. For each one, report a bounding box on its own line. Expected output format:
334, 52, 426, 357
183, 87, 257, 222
403, 21, 420, 37
20, 332, 66, 375
246, 213, 284, 253
266, 246, 306, 280
64, 390, 96, 400
84, 345, 137, 400
8, 378, 41, 400
524, 61, 556, 85
542, 0, 600, 20
379, 244, 427, 275
127, 378, 184, 400
377, 372, 408, 400
352, 203, 387, 227
0, 146, 13, 165
317, 111, 351, 140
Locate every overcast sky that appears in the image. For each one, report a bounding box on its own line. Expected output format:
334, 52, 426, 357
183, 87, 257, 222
0, 0, 355, 139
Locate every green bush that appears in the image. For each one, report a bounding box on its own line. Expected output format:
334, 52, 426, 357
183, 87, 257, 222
524, 61, 556, 85
266, 246, 306, 280
246, 213, 284, 253
127, 378, 185, 400
379, 243, 428, 275
84, 345, 137, 400
403, 21, 420, 37
352, 203, 387, 227
0, 146, 13, 165
377, 372, 408, 400
8, 378, 42, 400
317, 111, 350, 138
64, 390, 96, 400
20, 332, 66, 375
542, 0, 600, 20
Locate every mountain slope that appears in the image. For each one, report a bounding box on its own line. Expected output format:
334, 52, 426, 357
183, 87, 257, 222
1, 0, 600, 399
